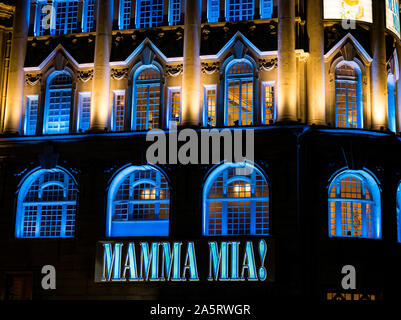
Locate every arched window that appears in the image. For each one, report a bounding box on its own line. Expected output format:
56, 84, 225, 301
43, 71, 73, 135
225, 60, 254, 126
335, 62, 363, 129
107, 165, 170, 237
387, 73, 397, 133
15, 168, 78, 238
226, 0, 254, 22
397, 183, 401, 243
203, 162, 269, 236
132, 66, 161, 131
328, 170, 381, 239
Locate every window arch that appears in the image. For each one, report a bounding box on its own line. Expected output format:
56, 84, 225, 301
43, 71, 73, 135
387, 72, 397, 133
15, 168, 78, 239
334, 61, 363, 129
131, 66, 162, 131
328, 170, 381, 239
107, 165, 170, 237
225, 60, 254, 126
203, 162, 270, 236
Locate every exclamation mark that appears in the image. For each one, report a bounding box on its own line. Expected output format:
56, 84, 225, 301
258, 240, 267, 281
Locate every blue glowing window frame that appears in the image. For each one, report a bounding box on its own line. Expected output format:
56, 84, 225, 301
203, 84, 217, 127
334, 61, 363, 129
328, 169, 382, 239
34, 0, 48, 36
387, 73, 397, 133
225, 0, 254, 22
24, 95, 39, 136
112, 90, 126, 132
260, 0, 273, 19
203, 162, 270, 236
43, 71, 73, 135
135, 0, 164, 29
54, 0, 79, 35
77, 92, 91, 132
207, 0, 220, 23
131, 65, 162, 131
224, 59, 254, 126
119, 0, 132, 30
167, 87, 181, 128
261, 81, 276, 125
168, 0, 181, 26
106, 165, 171, 237
397, 183, 401, 243
82, 0, 96, 32
15, 167, 78, 239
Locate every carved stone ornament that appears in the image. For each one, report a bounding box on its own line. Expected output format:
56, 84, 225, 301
111, 68, 129, 80
165, 64, 183, 77
25, 73, 42, 86
201, 62, 220, 74
258, 58, 278, 71
77, 69, 94, 82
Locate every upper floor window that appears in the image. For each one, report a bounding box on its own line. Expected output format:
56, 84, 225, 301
397, 183, 401, 243
15, 168, 78, 239
226, 0, 254, 22
167, 87, 181, 127
387, 73, 397, 133
24, 96, 39, 136
262, 81, 276, 124
328, 170, 381, 239
204, 85, 217, 127
260, 0, 273, 19
106, 165, 170, 237
132, 66, 161, 131
43, 71, 73, 135
136, 0, 164, 29
335, 62, 363, 129
82, 0, 96, 32
77, 92, 91, 132
203, 162, 270, 236
207, 0, 220, 23
168, 0, 181, 26
119, 0, 132, 30
225, 60, 254, 126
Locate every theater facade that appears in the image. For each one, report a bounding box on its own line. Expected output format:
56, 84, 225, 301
0, 0, 400, 302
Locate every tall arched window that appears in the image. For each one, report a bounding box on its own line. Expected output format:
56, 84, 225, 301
226, 0, 254, 22
225, 60, 254, 126
203, 162, 269, 236
387, 73, 397, 133
132, 66, 161, 131
43, 71, 73, 135
335, 62, 363, 129
328, 170, 381, 239
107, 165, 170, 237
15, 168, 78, 239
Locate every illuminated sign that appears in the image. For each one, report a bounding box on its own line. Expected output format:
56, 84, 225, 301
323, 0, 373, 23
94, 240, 275, 282
386, 0, 401, 39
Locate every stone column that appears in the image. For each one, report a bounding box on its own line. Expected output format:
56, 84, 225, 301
371, 0, 387, 130
181, 0, 201, 127
277, 0, 297, 122
306, 0, 325, 125
90, 0, 113, 131
3, 0, 30, 134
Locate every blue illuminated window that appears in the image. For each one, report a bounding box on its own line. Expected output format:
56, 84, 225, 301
204, 85, 217, 127
24, 96, 39, 136
43, 71, 72, 135
262, 81, 276, 124
119, 0, 132, 30
82, 0, 96, 32
112, 90, 126, 132
203, 162, 270, 236
208, 0, 220, 23
335, 62, 363, 129
136, 0, 164, 29
55, 0, 79, 35
387, 73, 397, 133
226, 0, 254, 22
260, 0, 273, 19
106, 165, 170, 237
167, 87, 181, 127
169, 0, 181, 26
132, 66, 161, 131
77, 92, 91, 132
225, 60, 254, 126
15, 168, 78, 239
34, 0, 49, 36
328, 170, 381, 239
397, 183, 401, 243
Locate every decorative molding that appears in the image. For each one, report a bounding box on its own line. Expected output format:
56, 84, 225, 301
77, 69, 94, 82
111, 68, 129, 80
25, 73, 42, 86
258, 58, 278, 71
201, 62, 220, 74
0, 3, 14, 20
296, 51, 309, 63
165, 64, 183, 77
